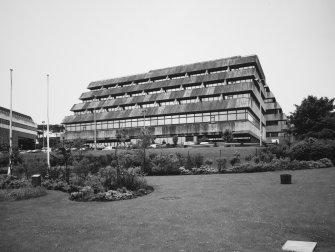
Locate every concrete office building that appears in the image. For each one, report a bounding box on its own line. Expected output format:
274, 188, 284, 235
0, 106, 37, 149
62, 55, 287, 147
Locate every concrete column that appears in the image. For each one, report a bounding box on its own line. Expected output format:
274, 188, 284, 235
193, 135, 198, 144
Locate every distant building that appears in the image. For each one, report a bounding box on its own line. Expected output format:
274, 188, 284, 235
62, 55, 287, 147
0, 106, 37, 149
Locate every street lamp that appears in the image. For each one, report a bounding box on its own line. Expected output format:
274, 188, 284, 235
8, 69, 13, 175
42, 121, 45, 149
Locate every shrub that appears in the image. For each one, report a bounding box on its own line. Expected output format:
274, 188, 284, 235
151, 154, 180, 175
230, 152, 241, 166
204, 158, 213, 166
193, 153, 204, 168
245, 154, 252, 162
0, 175, 30, 189
216, 158, 227, 173
179, 166, 192, 175
227, 158, 333, 173
191, 165, 217, 174
253, 156, 260, 164
0, 186, 46, 201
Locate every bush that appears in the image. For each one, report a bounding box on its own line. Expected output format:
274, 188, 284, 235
191, 165, 217, 174
204, 158, 213, 166
226, 158, 333, 173
216, 158, 227, 173
0, 175, 30, 189
193, 153, 204, 168
230, 152, 241, 166
0, 186, 46, 201
151, 154, 180, 175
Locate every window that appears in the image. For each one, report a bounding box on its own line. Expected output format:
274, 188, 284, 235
203, 113, 210, 122
165, 116, 172, 125
202, 96, 220, 102
180, 98, 197, 104
172, 115, 179, 124
180, 115, 186, 124
157, 116, 164, 125
187, 114, 195, 123
159, 100, 174, 106
205, 81, 225, 87
228, 111, 237, 121
194, 113, 202, 123
151, 117, 158, 126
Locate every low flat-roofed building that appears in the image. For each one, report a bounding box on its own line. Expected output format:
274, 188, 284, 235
0, 106, 37, 150
62, 55, 287, 147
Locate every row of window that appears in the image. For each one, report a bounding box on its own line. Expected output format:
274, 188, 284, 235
74, 93, 253, 115
92, 66, 256, 91
266, 132, 286, 137
85, 78, 255, 103
67, 109, 260, 132
86, 78, 255, 102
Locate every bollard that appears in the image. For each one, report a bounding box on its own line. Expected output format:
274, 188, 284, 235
280, 174, 292, 184
31, 174, 41, 187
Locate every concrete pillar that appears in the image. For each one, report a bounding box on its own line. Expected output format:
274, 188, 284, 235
193, 135, 198, 144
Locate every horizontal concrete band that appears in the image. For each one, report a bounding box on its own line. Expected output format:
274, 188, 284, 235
87, 55, 265, 89
81, 68, 262, 100
0, 114, 37, 129
0, 123, 37, 136
64, 121, 264, 142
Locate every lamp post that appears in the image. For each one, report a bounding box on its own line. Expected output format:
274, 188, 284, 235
8, 69, 13, 175
42, 121, 45, 149
46, 74, 50, 171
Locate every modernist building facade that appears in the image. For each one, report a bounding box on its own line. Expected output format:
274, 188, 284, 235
0, 106, 37, 149
62, 55, 287, 147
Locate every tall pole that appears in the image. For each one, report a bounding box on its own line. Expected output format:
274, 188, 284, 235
46, 74, 50, 171
42, 121, 45, 149
8, 69, 13, 175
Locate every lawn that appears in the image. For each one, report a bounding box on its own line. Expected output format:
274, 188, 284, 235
1, 168, 334, 251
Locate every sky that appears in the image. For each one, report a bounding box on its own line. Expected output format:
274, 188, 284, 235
0, 0, 334, 124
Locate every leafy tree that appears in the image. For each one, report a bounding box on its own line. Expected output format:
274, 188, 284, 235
138, 128, 155, 173
222, 129, 234, 142
289, 96, 335, 139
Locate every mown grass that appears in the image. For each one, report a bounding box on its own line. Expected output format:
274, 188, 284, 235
0, 186, 47, 201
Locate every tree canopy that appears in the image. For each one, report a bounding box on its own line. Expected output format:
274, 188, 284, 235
288, 95, 335, 139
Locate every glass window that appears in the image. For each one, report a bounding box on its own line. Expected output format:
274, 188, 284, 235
172, 115, 179, 124
228, 111, 236, 121
157, 116, 164, 125
237, 110, 246, 120
210, 115, 215, 123
150, 117, 157, 126
203, 113, 210, 122
101, 122, 108, 129
138, 119, 143, 127
126, 120, 131, 128
165, 116, 172, 125
114, 120, 120, 129
180, 116, 186, 124
194, 114, 202, 123
145, 118, 150, 127
187, 114, 194, 123
120, 120, 125, 128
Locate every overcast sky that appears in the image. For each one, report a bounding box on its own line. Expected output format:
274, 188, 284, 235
0, 0, 334, 124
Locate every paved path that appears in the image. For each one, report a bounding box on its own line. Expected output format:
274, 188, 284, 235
1, 168, 335, 251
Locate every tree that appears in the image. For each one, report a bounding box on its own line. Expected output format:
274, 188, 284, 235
222, 129, 234, 143
138, 128, 155, 173
289, 96, 335, 139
